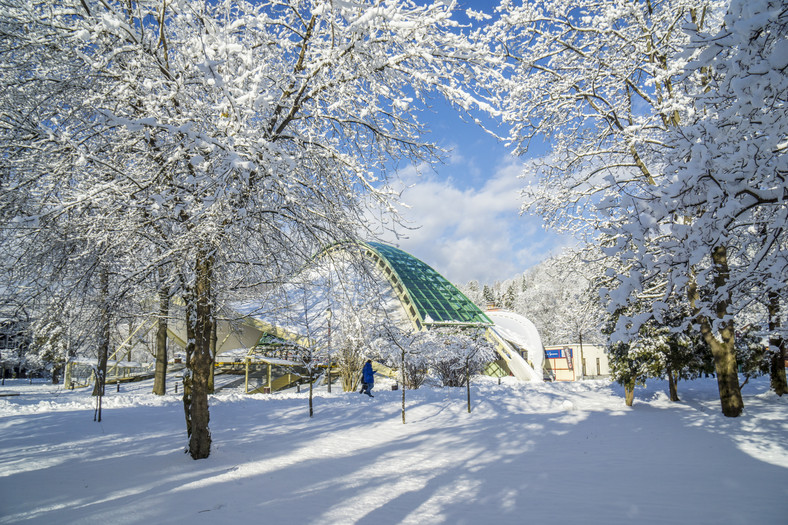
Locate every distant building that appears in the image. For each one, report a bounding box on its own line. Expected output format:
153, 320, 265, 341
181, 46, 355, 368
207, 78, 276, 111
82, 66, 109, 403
543, 343, 609, 381
225, 241, 544, 383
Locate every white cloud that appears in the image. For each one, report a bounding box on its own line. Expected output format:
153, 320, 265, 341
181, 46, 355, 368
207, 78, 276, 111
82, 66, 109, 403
377, 153, 569, 284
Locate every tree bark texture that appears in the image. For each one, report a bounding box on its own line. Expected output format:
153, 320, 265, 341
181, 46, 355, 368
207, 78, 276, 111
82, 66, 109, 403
309, 375, 314, 418
401, 350, 406, 424
466, 360, 472, 413
705, 333, 743, 416
768, 292, 787, 396
153, 286, 169, 395
667, 367, 680, 402
182, 369, 192, 439
209, 315, 217, 394
624, 381, 635, 407
183, 287, 195, 443
92, 266, 110, 400
695, 246, 743, 417
183, 252, 213, 459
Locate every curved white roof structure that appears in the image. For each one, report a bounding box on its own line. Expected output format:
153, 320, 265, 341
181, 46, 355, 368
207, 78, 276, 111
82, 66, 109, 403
485, 309, 545, 381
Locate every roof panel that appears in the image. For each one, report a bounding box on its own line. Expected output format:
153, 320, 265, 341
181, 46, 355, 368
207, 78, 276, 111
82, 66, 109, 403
366, 242, 492, 326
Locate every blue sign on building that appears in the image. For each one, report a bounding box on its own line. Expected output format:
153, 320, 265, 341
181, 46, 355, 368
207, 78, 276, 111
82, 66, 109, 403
545, 348, 572, 359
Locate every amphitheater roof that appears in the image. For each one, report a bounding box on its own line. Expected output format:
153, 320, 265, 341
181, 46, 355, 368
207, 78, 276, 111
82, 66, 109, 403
359, 242, 492, 328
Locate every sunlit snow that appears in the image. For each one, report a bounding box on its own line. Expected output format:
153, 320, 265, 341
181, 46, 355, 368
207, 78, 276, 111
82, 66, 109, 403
1, 375, 786, 524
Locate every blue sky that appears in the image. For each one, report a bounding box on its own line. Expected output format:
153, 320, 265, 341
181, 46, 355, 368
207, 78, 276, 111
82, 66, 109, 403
377, 93, 572, 286
369, 0, 573, 285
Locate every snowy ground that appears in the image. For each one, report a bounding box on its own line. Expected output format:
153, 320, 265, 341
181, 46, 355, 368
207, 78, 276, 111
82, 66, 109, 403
1, 373, 786, 525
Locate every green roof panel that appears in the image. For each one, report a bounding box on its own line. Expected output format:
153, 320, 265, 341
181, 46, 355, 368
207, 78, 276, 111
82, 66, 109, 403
365, 242, 492, 327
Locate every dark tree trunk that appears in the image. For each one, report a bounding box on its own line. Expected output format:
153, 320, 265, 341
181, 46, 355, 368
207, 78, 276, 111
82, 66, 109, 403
309, 370, 314, 418
768, 292, 787, 396
401, 349, 406, 424
153, 285, 169, 395
769, 339, 787, 397
182, 368, 192, 436
327, 357, 332, 393
183, 252, 213, 460
92, 267, 110, 400
706, 247, 743, 416
92, 266, 110, 423
183, 290, 195, 441
667, 367, 680, 402
466, 359, 472, 413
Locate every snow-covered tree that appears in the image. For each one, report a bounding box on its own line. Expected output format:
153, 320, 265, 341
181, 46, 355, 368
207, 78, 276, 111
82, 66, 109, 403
372, 322, 433, 424
1, 0, 493, 458
282, 282, 328, 418
735, 328, 770, 391
333, 312, 369, 393
484, 0, 725, 236
502, 283, 517, 310
373, 323, 431, 390
463, 281, 484, 309
456, 245, 607, 349
481, 0, 785, 416
601, 0, 788, 412
514, 249, 606, 347
27, 301, 76, 385
632, 318, 709, 403
482, 284, 496, 307
607, 338, 661, 407
428, 327, 496, 412
0, 301, 31, 382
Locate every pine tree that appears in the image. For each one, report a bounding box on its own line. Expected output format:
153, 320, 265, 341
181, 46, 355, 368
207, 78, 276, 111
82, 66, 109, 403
482, 285, 495, 307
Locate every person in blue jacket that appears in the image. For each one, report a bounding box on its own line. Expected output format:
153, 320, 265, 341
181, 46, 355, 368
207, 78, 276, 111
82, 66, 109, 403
360, 359, 375, 397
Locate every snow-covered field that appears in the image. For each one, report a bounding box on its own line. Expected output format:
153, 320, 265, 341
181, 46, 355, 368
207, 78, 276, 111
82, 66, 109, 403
1, 374, 786, 524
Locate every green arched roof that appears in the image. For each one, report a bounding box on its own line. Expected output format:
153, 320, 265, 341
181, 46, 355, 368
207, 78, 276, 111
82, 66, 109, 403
329, 241, 492, 329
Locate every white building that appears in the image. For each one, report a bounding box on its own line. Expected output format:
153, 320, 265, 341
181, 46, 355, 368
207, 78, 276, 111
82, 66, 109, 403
543, 343, 609, 381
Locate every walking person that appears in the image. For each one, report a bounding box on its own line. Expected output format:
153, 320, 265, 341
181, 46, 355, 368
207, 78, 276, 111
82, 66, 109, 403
359, 359, 375, 397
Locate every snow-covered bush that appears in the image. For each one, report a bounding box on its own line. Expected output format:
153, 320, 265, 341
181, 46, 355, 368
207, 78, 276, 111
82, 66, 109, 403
333, 314, 368, 393
607, 339, 662, 407
371, 324, 431, 390
427, 328, 497, 388
605, 296, 711, 404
